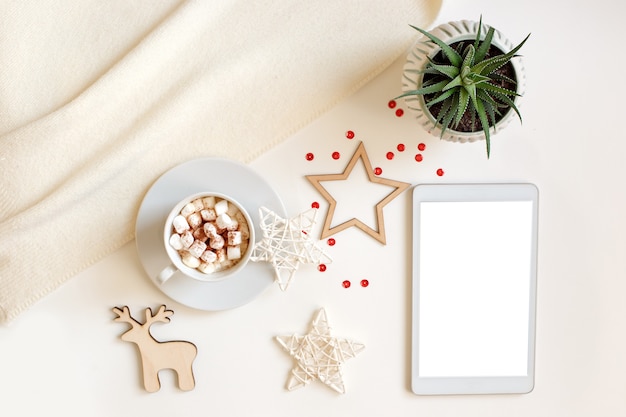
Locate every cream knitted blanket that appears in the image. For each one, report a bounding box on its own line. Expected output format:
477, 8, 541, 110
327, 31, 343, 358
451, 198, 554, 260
0, 0, 440, 323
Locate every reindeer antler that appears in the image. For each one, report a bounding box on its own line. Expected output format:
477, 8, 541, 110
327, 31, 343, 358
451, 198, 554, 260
112, 306, 140, 329
144, 305, 173, 327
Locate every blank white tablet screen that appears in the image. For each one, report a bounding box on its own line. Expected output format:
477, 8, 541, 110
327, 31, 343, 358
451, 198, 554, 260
418, 200, 533, 377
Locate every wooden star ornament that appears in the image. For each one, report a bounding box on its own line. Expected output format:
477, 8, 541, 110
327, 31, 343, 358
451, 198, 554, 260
276, 308, 365, 394
306, 141, 410, 244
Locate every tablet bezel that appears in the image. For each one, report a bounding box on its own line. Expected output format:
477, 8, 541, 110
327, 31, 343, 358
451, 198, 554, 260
411, 183, 538, 395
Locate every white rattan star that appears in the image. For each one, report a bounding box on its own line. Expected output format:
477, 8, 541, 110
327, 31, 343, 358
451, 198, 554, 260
276, 308, 364, 394
250, 207, 332, 291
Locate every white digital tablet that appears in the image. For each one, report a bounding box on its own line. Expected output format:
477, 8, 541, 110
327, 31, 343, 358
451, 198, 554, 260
411, 183, 538, 395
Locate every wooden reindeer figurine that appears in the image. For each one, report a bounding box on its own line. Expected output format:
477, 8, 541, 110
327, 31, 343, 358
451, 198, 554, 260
112, 305, 197, 392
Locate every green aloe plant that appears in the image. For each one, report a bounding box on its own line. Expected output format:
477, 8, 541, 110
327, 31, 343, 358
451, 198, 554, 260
398, 18, 530, 157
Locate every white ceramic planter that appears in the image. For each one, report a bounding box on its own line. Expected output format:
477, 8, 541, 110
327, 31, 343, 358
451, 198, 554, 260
401, 20, 526, 143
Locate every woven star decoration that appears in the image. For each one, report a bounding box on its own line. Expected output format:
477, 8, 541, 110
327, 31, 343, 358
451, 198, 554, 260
276, 308, 365, 394
306, 141, 410, 245
250, 207, 332, 291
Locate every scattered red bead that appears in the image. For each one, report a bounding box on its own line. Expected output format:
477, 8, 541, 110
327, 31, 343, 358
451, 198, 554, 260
332, 151, 340, 160
388, 100, 397, 109
311, 201, 320, 209
436, 168, 445, 176
418, 143, 426, 151
374, 167, 382, 175
346, 130, 355, 139
327, 238, 336, 246
395, 108, 404, 117
415, 154, 423, 162
397, 143, 405, 152
360, 279, 369, 288
342, 280, 351, 288
386, 151, 394, 160
318, 264, 327, 272
306, 152, 314, 161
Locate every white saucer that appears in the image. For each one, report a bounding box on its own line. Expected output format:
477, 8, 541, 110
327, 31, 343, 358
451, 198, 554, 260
135, 157, 286, 311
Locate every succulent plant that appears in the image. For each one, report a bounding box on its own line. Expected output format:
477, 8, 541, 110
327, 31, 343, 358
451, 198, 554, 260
398, 18, 530, 157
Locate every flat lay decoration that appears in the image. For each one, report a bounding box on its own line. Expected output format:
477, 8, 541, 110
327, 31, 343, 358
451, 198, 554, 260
400, 18, 528, 157
250, 207, 332, 291
0, 0, 442, 324
112, 305, 197, 393
276, 308, 364, 394
306, 142, 410, 245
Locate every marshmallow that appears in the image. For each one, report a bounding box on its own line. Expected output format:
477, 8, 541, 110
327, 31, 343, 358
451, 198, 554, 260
193, 227, 208, 242
169, 234, 184, 250
216, 213, 233, 230
188, 240, 207, 258
203, 222, 218, 238
215, 248, 226, 263
172, 215, 190, 234
180, 230, 194, 249
214, 199, 228, 216
191, 198, 204, 211
209, 234, 225, 250
200, 250, 218, 263
227, 230, 242, 246
227, 218, 239, 231
198, 262, 216, 274
181, 253, 201, 269
227, 245, 241, 260
187, 212, 203, 229
200, 208, 217, 222
180, 202, 197, 217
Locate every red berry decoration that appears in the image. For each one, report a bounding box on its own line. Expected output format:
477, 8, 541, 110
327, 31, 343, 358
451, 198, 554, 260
386, 151, 394, 160
360, 279, 369, 288
318, 264, 327, 272
415, 154, 423, 162
388, 100, 397, 109
311, 201, 320, 209
306, 152, 314, 161
332, 151, 340, 160
342, 280, 351, 288
395, 108, 404, 117
436, 168, 445, 176
346, 130, 355, 139
397, 143, 405, 152
374, 167, 382, 175
327, 238, 336, 246
418, 143, 426, 151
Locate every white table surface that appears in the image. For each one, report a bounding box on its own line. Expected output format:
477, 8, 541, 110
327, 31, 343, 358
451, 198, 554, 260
2, 1, 625, 415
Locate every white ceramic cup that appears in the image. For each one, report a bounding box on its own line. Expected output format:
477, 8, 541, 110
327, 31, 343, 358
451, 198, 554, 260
157, 191, 255, 284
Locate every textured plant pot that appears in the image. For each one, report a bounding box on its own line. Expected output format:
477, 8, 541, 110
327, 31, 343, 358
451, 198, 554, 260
401, 20, 526, 143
